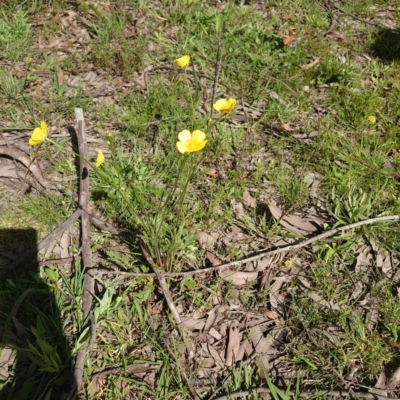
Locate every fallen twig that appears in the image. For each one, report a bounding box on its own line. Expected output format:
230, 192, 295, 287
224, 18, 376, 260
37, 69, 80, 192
69, 108, 96, 400
97, 214, 400, 279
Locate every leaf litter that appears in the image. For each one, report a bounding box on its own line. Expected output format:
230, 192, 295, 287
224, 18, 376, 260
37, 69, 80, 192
1, 1, 400, 399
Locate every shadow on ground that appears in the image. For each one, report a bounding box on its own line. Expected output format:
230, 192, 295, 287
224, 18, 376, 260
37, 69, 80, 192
371, 30, 400, 61
0, 228, 73, 400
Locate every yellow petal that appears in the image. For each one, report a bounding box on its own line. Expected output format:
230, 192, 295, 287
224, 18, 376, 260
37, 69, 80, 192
40, 121, 47, 134
176, 141, 188, 154
29, 137, 41, 146
213, 99, 227, 112
194, 140, 207, 152
192, 130, 206, 143
213, 98, 237, 114
29, 126, 46, 146
178, 130, 192, 142
174, 55, 191, 68
96, 150, 104, 167
368, 116, 376, 123
227, 98, 237, 109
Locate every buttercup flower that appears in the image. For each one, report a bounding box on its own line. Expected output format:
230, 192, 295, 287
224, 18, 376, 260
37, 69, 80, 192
368, 116, 376, 123
174, 55, 191, 68
29, 121, 48, 146
96, 150, 104, 167
106, 130, 113, 138
213, 98, 237, 114
176, 130, 207, 154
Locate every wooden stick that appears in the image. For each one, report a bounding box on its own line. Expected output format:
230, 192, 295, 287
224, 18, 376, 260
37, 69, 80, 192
96, 214, 400, 279
70, 108, 96, 399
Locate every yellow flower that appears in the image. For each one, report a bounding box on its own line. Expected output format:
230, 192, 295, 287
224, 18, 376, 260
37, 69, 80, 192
96, 150, 104, 167
106, 130, 113, 138
174, 55, 190, 68
29, 121, 47, 146
213, 98, 237, 114
368, 115, 376, 123
176, 130, 207, 154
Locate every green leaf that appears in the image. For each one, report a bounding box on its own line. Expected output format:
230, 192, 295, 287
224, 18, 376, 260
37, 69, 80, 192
44, 267, 59, 282
73, 326, 91, 353
215, 14, 223, 34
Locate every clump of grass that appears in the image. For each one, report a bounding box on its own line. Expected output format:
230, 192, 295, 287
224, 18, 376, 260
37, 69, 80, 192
0, 11, 31, 61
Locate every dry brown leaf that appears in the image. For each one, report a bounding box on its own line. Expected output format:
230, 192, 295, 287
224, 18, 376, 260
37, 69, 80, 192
250, 325, 273, 372
209, 328, 222, 340
326, 31, 347, 40
281, 123, 295, 132
204, 343, 225, 369
180, 316, 205, 331
269, 276, 287, 310
197, 232, 216, 249
349, 281, 365, 301
197, 357, 215, 378
268, 201, 320, 236
259, 308, 279, 320
225, 320, 241, 366
308, 293, 341, 311
206, 250, 223, 267
355, 244, 373, 273
202, 305, 225, 338
57, 67, 64, 86
381, 255, 394, 278
220, 269, 258, 286
283, 36, 296, 45
243, 188, 256, 208
373, 370, 388, 397
0, 348, 16, 380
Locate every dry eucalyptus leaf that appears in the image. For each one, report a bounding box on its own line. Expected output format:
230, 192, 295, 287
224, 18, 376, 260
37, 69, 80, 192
349, 281, 365, 301
243, 188, 257, 208
197, 232, 218, 248
225, 320, 241, 366
220, 270, 258, 286
205, 343, 225, 369
202, 305, 225, 337
386, 365, 400, 390
180, 316, 205, 331
206, 250, 223, 266
268, 201, 320, 236
355, 244, 373, 273
269, 276, 287, 310
381, 255, 394, 278
308, 292, 341, 310
0, 348, 16, 380
250, 325, 273, 372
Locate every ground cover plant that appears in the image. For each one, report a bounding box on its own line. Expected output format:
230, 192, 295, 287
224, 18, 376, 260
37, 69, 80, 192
1, 0, 400, 399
